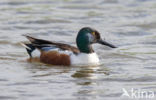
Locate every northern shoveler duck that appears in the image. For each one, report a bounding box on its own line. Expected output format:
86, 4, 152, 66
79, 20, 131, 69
22, 27, 116, 66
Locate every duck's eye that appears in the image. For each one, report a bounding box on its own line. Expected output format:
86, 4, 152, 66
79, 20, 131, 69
92, 32, 95, 36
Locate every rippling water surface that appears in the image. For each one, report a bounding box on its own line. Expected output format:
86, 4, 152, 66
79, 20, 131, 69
0, 0, 156, 100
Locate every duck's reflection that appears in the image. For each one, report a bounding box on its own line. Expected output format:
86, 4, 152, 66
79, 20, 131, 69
21, 60, 71, 77
72, 65, 110, 80
72, 65, 110, 99
72, 66, 100, 80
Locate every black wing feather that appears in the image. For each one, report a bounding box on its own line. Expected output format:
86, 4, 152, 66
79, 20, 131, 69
24, 35, 79, 54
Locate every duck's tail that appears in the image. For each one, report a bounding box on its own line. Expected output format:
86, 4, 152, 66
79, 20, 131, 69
20, 43, 36, 58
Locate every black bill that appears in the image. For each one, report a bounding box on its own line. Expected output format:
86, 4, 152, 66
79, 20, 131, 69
97, 39, 117, 48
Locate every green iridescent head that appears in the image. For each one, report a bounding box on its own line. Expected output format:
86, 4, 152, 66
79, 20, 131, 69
76, 27, 116, 53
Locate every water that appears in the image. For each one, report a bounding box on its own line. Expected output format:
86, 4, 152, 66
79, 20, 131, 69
0, 0, 156, 100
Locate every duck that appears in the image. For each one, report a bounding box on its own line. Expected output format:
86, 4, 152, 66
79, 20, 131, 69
22, 27, 116, 66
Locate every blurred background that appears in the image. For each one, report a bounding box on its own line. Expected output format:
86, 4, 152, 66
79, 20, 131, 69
0, 0, 156, 100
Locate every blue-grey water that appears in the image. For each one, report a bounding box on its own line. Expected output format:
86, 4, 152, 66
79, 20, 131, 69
0, 0, 156, 100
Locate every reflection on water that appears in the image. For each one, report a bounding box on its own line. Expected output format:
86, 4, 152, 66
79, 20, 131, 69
72, 66, 109, 79
0, 0, 156, 100
72, 67, 99, 78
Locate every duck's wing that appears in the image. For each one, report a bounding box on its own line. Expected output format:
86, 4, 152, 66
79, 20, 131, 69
24, 35, 80, 54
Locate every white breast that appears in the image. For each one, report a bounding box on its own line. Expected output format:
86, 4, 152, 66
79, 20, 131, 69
70, 53, 100, 66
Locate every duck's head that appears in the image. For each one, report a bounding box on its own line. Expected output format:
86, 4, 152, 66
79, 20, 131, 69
76, 27, 116, 53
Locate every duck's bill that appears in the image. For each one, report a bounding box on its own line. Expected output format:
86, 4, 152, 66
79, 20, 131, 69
97, 39, 117, 48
